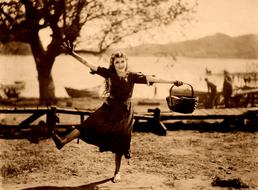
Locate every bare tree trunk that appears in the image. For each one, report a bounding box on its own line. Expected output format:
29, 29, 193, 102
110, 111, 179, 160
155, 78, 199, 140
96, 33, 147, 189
30, 35, 56, 103
37, 66, 56, 103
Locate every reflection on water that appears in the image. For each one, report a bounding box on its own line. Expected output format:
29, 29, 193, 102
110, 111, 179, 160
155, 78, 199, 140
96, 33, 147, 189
0, 55, 257, 98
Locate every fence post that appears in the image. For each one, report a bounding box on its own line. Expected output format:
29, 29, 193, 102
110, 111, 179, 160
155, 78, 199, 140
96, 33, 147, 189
46, 107, 59, 135
148, 108, 167, 136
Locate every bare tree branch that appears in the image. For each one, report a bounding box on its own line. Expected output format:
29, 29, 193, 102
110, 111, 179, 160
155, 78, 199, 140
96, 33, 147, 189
0, 0, 197, 100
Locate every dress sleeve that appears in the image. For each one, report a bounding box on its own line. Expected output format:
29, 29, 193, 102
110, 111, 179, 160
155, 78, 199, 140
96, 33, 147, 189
129, 72, 152, 85
90, 67, 110, 79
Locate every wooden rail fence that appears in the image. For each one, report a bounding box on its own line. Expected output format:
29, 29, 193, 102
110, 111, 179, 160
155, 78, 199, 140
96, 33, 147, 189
0, 106, 257, 140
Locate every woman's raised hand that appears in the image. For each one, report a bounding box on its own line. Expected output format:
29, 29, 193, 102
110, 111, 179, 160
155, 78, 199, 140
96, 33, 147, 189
60, 40, 98, 71
61, 40, 74, 55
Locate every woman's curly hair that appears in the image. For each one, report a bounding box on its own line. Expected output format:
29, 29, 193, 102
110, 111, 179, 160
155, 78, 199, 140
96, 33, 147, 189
104, 51, 128, 95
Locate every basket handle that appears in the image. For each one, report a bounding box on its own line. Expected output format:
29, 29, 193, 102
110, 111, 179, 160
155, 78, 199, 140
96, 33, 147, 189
169, 83, 194, 97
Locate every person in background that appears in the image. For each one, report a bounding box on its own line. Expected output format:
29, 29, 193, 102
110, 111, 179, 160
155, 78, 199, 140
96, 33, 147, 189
204, 78, 217, 108
223, 70, 233, 108
52, 41, 183, 183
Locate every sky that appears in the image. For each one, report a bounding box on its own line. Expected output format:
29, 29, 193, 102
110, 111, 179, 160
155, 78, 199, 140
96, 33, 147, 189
41, 0, 258, 48
149, 0, 258, 43
184, 0, 258, 38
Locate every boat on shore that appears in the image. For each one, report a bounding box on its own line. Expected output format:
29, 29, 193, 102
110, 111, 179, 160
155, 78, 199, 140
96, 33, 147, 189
137, 99, 161, 106
0, 81, 25, 98
65, 86, 100, 98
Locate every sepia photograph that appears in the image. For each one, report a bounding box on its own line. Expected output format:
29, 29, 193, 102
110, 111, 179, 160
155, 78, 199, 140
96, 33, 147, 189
0, 0, 258, 189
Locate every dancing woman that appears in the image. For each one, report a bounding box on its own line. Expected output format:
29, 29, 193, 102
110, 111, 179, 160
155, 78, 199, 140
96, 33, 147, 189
52, 41, 183, 182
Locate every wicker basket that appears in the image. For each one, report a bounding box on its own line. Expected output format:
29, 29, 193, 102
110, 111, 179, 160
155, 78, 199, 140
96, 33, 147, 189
166, 83, 198, 113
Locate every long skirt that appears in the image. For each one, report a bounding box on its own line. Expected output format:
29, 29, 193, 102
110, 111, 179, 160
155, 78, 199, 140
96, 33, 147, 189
77, 101, 133, 159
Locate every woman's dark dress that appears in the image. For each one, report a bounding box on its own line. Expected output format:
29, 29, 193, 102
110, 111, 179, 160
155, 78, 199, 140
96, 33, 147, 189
77, 67, 148, 158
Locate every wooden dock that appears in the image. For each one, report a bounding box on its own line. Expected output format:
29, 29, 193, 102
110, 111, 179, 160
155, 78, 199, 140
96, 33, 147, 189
135, 107, 258, 120
0, 106, 257, 139
134, 107, 258, 135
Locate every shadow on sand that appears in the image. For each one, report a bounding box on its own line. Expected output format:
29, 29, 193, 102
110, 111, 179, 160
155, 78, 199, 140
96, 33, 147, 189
21, 178, 113, 190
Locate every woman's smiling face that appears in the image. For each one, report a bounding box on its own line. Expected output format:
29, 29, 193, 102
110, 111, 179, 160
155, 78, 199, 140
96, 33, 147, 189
113, 57, 127, 74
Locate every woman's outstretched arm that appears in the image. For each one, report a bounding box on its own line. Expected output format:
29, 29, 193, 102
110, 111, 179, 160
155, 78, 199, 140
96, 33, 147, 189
146, 75, 183, 86
61, 41, 98, 72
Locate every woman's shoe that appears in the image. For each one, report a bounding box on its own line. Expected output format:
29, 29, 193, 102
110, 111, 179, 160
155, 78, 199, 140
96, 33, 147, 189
52, 132, 64, 150
112, 173, 121, 183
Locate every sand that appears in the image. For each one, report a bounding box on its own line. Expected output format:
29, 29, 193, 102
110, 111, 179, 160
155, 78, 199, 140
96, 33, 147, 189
0, 98, 258, 190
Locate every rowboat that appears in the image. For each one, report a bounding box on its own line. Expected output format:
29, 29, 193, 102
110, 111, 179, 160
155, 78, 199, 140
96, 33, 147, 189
0, 81, 25, 98
64, 86, 100, 98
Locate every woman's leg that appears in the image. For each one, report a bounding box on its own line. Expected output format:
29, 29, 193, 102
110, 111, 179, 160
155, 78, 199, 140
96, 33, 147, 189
52, 128, 81, 150
112, 153, 122, 183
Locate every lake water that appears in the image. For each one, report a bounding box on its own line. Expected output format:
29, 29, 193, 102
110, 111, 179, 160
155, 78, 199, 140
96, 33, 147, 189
0, 55, 257, 99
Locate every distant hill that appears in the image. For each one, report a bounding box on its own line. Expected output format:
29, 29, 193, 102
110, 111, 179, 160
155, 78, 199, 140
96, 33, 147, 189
1, 33, 258, 58
122, 33, 258, 59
